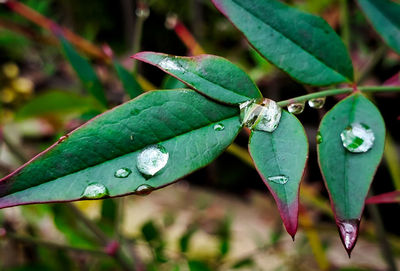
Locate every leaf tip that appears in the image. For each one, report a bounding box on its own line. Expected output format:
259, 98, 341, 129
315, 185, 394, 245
130, 51, 151, 60
279, 201, 299, 239
337, 218, 360, 257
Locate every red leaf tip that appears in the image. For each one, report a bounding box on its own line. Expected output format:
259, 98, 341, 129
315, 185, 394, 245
337, 219, 360, 257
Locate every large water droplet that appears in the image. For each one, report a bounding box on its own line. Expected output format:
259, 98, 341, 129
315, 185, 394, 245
340, 123, 375, 153
213, 123, 225, 131
308, 97, 326, 109
316, 132, 323, 144
114, 168, 132, 178
82, 183, 109, 199
158, 58, 184, 72
239, 98, 282, 132
135, 184, 154, 196
337, 219, 359, 256
137, 144, 169, 178
267, 175, 289, 185
287, 102, 305, 114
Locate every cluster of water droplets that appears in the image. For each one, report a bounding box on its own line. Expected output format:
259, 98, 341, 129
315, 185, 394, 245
340, 122, 375, 153
287, 97, 326, 114
239, 98, 282, 132
158, 57, 185, 72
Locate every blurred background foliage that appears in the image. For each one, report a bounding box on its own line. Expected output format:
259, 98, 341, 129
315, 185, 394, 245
0, 0, 399, 270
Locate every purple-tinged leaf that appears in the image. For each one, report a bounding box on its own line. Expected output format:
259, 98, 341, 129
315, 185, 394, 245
366, 191, 400, 204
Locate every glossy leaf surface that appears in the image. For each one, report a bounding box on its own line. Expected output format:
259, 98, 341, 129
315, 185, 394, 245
212, 0, 354, 86
59, 37, 107, 106
318, 93, 385, 253
358, 0, 400, 54
114, 61, 144, 99
249, 111, 308, 237
0, 89, 241, 208
133, 52, 262, 105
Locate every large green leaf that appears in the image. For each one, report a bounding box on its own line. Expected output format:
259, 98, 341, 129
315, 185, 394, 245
212, 0, 354, 86
133, 52, 262, 105
358, 0, 400, 54
317, 93, 385, 253
0, 89, 241, 208
249, 111, 308, 237
114, 61, 144, 99
59, 37, 108, 106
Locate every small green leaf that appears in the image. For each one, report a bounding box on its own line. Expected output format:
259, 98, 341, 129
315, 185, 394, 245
59, 37, 107, 106
212, 0, 354, 86
15, 90, 103, 119
358, 0, 400, 54
249, 111, 308, 237
0, 89, 240, 208
133, 52, 262, 105
318, 93, 385, 253
114, 61, 144, 99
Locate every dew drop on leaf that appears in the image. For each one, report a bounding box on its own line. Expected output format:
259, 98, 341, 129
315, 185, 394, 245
239, 98, 282, 132
213, 123, 225, 131
136, 144, 169, 178
158, 58, 184, 72
135, 184, 154, 196
316, 132, 323, 144
114, 168, 132, 178
267, 175, 289, 185
337, 219, 359, 254
340, 123, 375, 153
308, 97, 326, 109
287, 102, 305, 114
82, 183, 109, 199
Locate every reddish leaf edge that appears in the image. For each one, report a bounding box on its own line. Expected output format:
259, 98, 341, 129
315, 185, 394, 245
317, 93, 384, 256
366, 191, 400, 204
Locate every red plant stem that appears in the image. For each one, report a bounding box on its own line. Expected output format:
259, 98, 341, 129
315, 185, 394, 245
174, 21, 205, 55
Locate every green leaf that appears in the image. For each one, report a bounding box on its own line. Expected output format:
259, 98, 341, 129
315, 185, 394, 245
317, 93, 385, 253
161, 75, 186, 89
133, 52, 262, 105
59, 37, 107, 106
212, 0, 354, 86
15, 90, 103, 119
188, 260, 212, 271
114, 61, 144, 99
358, 0, 400, 54
249, 111, 308, 237
0, 89, 240, 208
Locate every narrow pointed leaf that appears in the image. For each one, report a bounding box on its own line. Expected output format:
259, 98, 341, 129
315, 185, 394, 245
133, 52, 262, 105
0, 89, 241, 208
249, 111, 308, 237
358, 0, 400, 54
59, 37, 108, 106
212, 0, 354, 86
317, 93, 385, 253
114, 61, 144, 99
366, 191, 400, 204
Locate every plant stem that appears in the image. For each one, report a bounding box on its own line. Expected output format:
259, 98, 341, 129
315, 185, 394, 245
277, 86, 400, 107
357, 45, 387, 84
339, 0, 350, 49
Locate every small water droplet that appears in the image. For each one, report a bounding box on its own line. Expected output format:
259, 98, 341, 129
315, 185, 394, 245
135, 184, 153, 195
337, 219, 359, 256
239, 98, 282, 132
287, 102, 305, 114
137, 144, 169, 178
82, 183, 109, 199
158, 58, 184, 72
130, 134, 134, 141
316, 132, 323, 144
114, 168, 132, 178
58, 135, 68, 143
267, 175, 289, 185
213, 123, 225, 131
340, 123, 375, 153
308, 97, 326, 109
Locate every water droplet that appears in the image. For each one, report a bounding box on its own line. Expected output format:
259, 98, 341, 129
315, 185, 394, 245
130, 134, 134, 141
82, 183, 109, 199
137, 144, 169, 178
135, 184, 153, 195
337, 219, 359, 256
316, 132, 323, 144
239, 98, 282, 132
287, 102, 305, 114
340, 123, 375, 153
267, 175, 289, 185
213, 123, 225, 131
308, 97, 326, 109
114, 168, 131, 178
158, 58, 184, 72
58, 135, 68, 143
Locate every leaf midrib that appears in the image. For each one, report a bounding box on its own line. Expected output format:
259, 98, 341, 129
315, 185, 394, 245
230, 0, 348, 80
